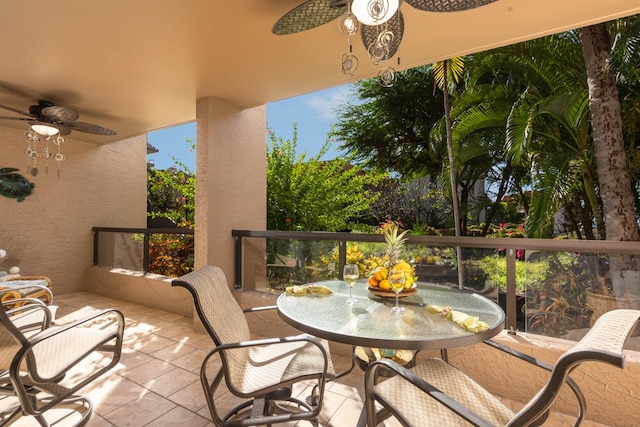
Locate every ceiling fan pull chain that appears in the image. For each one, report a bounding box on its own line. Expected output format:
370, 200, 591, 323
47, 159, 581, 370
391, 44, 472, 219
42, 140, 52, 176
24, 130, 40, 177
339, 2, 359, 75
54, 136, 64, 177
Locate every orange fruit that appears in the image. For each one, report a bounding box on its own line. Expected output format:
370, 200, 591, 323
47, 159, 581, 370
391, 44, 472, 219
373, 267, 388, 281
378, 279, 391, 290
367, 276, 379, 287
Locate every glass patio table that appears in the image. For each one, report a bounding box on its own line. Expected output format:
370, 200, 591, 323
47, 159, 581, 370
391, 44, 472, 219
277, 280, 505, 351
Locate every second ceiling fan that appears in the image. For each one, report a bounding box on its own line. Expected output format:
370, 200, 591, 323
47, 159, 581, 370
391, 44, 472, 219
272, 0, 497, 83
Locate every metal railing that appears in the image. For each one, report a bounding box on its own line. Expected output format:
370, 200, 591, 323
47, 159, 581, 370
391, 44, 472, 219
233, 230, 640, 331
91, 226, 640, 333
92, 226, 194, 273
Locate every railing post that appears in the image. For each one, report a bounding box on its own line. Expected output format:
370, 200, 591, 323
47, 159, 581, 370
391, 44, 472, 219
143, 232, 150, 273
506, 248, 517, 331
234, 235, 243, 289
338, 240, 347, 279
93, 229, 99, 266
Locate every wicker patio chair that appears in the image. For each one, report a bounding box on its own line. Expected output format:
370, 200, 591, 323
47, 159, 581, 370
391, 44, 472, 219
173, 265, 335, 427
0, 300, 124, 426
365, 308, 640, 427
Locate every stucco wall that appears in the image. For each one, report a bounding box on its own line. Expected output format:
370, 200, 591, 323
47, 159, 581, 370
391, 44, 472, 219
0, 126, 146, 294
195, 97, 267, 284
86, 267, 194, 317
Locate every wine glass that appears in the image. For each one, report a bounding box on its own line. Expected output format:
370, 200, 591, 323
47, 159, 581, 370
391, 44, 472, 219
343, 264, 359, 305
389, 268, 406, 313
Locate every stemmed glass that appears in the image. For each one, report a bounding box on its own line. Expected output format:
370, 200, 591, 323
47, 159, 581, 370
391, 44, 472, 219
343, 264, 359, 305
389, 268, 406, 313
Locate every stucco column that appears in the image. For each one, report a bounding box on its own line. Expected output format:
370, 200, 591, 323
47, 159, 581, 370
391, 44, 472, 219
195, 97, 266, 285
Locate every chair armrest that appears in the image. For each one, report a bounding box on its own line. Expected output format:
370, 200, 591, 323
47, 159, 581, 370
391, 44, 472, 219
366, 358, 495, 427
242, 305, 277, 313
5, 300, 52, 334
484, 339, 585, 426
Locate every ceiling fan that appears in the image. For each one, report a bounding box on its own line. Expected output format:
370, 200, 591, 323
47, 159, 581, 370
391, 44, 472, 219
0, 100, 116, 136
273, 0, 497, 79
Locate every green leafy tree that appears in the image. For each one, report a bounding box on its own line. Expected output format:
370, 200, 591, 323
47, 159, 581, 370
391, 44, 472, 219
146, 138, 196, 277
331, 67, 445, 178
267, 126, 383, 231
147, 138, 195, 224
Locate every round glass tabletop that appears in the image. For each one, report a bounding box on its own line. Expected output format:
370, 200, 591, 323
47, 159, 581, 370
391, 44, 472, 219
277, 280, 505, 350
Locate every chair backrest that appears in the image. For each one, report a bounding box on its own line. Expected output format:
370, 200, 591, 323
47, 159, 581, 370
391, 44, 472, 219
172, 266, 251, 371
508, 309, 640, 426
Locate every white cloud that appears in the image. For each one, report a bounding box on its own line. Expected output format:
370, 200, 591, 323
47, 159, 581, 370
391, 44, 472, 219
305, 85, 353, 121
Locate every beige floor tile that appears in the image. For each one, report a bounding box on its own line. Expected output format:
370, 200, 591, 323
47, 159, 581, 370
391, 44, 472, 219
87, 376, 148, 417
149, 339, 199, 363
142, 366, 199, 396
145, 405, 210, 427
170, 347, 211, 373
104, 391, 176, 426
121, 357, 177, 385
167, 380, 209, 413
125, 333, 176, 354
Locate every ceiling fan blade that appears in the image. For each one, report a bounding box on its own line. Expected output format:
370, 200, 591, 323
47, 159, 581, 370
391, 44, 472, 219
406, 0, 497, 12
272, 0, 347, 35
0, 116, 31, 121
64, 121, 116, 135
361, 10, 404, 62
0, 103, 33, 118
42, 105, 80, 122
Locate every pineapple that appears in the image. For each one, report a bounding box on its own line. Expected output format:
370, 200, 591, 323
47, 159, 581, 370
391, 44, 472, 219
382, 222, 409, 267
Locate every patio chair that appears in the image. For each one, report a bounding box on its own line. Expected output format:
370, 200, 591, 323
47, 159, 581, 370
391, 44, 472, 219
0, 299, 125, 426
364, 308, 640, 427
172, 265, 335, 427
1, 275, 54, 308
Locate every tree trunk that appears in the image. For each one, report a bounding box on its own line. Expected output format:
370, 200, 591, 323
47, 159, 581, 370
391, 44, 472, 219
581, 24, 640, 296
442, 62, 464, 289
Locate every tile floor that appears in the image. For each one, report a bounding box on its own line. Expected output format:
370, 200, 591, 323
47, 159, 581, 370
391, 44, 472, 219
3, 292, 613, 426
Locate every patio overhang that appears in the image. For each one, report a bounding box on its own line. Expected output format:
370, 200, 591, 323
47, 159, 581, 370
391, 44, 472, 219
0, 1, 639, 143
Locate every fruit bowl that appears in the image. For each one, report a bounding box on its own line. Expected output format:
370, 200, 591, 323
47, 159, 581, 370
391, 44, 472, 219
367, 284, 417, 298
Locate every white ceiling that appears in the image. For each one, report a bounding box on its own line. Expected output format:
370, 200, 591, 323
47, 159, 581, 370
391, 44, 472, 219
0, 0, 639, 144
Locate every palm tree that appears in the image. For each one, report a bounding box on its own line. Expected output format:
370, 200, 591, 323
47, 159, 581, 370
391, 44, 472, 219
432, 58, 465, 288
580, 23, 640, 296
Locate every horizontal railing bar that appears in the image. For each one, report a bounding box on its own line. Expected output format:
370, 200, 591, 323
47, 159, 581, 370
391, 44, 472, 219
232, 230, 640, 255
93, 226, 194, 235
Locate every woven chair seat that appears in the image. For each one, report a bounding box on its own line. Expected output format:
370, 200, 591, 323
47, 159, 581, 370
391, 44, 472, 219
232, 335, 334, 395
375, 358, 514, 426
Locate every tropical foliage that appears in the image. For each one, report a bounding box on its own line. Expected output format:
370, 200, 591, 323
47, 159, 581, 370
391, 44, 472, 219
267, 125, 384, 231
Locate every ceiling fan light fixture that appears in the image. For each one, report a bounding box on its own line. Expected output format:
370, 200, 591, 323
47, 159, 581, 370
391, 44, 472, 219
351, 0, 399, 26
30, 122, 60, 137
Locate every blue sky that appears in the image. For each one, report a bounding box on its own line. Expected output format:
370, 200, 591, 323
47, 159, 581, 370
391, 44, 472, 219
147, 84, 354, 171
